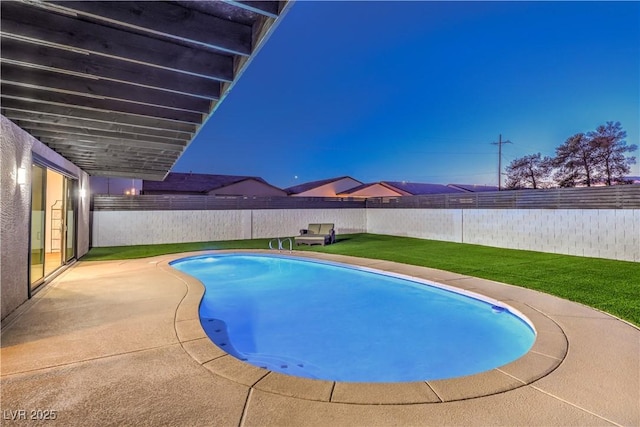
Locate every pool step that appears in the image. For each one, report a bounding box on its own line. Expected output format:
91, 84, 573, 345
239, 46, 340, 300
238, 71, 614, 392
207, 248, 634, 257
240, 352, 324, 379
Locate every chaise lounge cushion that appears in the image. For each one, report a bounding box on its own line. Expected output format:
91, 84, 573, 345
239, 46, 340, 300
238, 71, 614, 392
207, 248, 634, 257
318, 223, 333, 236
295, 223, 335, 246
305, 224, 321, 235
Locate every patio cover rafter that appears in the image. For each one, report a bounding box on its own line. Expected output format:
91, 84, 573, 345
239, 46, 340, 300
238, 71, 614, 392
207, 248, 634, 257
0, 0, 292, 180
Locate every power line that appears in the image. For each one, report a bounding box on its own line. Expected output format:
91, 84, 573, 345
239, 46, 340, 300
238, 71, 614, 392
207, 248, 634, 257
491, 134, 512, 190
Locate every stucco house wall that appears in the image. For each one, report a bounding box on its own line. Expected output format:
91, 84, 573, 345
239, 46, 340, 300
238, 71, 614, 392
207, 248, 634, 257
1, 115, 90, 320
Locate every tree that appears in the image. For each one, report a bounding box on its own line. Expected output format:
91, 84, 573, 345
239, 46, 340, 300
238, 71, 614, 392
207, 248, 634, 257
505, 153, 553, 189
552, 133, 596, 187
588, 121, 637, 185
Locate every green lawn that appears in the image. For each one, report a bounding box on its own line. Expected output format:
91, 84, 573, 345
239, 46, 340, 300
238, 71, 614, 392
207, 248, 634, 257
81, 233, 640, 326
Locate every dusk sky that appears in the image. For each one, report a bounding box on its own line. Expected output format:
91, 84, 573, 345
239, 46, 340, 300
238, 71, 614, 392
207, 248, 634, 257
173, 1, 640, 189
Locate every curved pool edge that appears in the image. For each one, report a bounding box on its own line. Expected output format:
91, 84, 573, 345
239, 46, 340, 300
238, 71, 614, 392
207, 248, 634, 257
160, 249, 568, 405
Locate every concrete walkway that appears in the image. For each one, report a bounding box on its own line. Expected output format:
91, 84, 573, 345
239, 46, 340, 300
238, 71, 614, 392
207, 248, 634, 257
1, 250, 638, 426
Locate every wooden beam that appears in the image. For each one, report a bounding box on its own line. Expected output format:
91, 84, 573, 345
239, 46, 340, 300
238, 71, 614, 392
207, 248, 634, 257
37, 136, 183, 153
40, 145, 178, 164
80, 167, 173, 179
21, 125, 189, 150
45, 155, 178, 170
74, 161, 176, 170
0, 1, 236, 79
48, 1, 253, 55
226, 1, 281, 18
78, 157, 176, 167
1, 100, 198, 134
1, 37, 224, 97
32, 135, 185, 153
88, 170, 169, 180
70, 155, 176, 167
1, 84, 204, 123
1, 63, 213, 113
50, 147, 178, 162
43, 147, 180, 164
52, 157, 173, 167
3, 110, 194, 140
90, 171, 166, 180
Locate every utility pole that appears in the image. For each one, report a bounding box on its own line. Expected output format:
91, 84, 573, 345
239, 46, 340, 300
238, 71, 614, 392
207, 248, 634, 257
491, 134, 512, 190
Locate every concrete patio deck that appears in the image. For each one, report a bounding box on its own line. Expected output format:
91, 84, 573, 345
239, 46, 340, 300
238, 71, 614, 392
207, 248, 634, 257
1, 250, 638, 426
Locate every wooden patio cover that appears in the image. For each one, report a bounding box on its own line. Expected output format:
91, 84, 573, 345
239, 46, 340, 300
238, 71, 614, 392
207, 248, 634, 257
1, 1, 292, 180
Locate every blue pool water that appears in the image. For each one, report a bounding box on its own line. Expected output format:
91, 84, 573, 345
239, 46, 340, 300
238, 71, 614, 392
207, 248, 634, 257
171, 254, 536, 382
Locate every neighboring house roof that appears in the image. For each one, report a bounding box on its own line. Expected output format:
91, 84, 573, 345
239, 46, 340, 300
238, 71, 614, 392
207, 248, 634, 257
338, 182, 406, 197
288, 177, 496, 197
382, 181, 465, 195
142, 172, 278, 194
284, 176, 362, 195
447, 184, 500, 192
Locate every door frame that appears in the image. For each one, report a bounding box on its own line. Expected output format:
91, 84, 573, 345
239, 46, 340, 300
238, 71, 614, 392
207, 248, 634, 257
28, 154, 80, 297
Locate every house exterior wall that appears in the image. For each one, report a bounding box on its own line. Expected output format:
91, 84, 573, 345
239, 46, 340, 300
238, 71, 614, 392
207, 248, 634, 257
1, 117, 30, 321
208, 180, 287, 196
1, 115, 90, 320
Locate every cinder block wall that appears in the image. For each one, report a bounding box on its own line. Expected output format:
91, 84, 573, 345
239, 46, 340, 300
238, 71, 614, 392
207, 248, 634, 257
92, 206, 639, 262
92, 209, 367, 247
365, 208, 639, 262
251, 209, 366, 239
92, 210, 252, 246
462, 209, 639, 261
365, 209, 463, 242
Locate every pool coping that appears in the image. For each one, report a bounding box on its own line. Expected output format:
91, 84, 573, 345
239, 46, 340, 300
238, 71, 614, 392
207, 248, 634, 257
161, 249, 569, 405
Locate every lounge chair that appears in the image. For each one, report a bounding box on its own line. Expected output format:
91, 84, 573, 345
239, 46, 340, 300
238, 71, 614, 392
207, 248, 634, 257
295, 223, 336, 246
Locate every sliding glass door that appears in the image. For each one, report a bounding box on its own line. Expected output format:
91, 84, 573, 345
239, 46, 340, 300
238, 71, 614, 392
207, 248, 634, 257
64, 177, 76, 263
30, 164, 46, 289
44, 169, 64, 277
29, 164, 78, 292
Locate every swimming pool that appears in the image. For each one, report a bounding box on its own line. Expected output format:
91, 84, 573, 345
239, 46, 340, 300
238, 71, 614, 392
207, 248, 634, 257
171, 253, 536, 382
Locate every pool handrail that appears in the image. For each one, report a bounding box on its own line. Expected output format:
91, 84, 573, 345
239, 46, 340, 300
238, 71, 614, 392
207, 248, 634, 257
268, 237, 292, 253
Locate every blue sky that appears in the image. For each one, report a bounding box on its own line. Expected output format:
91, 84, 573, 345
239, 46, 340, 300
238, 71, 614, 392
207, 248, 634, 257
173, 1, 640, 189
